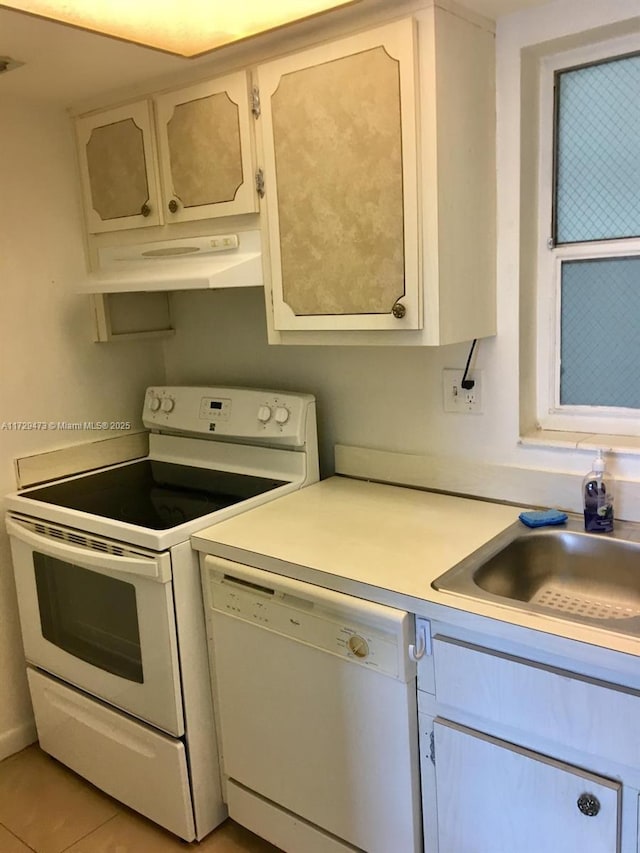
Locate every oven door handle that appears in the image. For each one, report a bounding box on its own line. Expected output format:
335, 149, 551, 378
6, 517, 170, 582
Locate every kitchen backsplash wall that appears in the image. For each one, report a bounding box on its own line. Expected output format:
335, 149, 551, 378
0, 95, 166, 759
164, 287, 479, 472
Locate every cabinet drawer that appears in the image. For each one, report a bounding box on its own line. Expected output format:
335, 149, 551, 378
433, 635, 640, 768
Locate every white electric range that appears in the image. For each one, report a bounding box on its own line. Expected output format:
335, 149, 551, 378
5, 385, 318, 841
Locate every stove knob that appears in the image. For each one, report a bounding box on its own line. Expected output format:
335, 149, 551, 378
258, 405, 272, 423
161, 397, 175, 413
274, 406, 290, 425
149, 395, 161, 412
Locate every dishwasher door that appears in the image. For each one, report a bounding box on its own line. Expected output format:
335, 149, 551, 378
202, 556, 422, 853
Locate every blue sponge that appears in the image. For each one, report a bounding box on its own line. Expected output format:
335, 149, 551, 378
519, 509, 568, 528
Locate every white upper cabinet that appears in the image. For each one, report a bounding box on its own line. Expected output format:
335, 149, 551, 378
256, 6, 497, 346
74, 4, 496, 347
76, 101, 162, 233
154, 74, 258, 224
256, 19, 420, 332
76, 72, 257, 234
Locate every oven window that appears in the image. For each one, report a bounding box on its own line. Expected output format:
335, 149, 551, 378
33, 554, 143, 683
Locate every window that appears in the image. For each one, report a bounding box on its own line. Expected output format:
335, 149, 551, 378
535, 38, 640, 437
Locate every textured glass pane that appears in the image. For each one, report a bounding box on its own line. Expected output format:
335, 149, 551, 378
555, 55, 640, 243
560, 257, 640, 407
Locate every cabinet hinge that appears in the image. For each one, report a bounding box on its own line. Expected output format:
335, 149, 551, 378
255, 168, 265, 199
430, 730, 436, 765
547, 236, 555, 249
251, 86, 261, 119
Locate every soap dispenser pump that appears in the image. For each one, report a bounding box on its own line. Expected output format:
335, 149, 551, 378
582, 449, 614, 532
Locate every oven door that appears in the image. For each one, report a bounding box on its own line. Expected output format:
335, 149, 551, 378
6, 515, 184, 737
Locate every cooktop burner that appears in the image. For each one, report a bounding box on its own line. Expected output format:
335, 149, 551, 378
20, 460, 288, 530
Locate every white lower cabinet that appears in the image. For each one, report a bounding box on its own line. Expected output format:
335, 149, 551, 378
417, 617, 640, 853
433, 718, 620, 853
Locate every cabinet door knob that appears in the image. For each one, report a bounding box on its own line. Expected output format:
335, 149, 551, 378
140, 203, 151, 217
392, 301, 406, 319
577, 793, 600, 816
168, 199, 179, 213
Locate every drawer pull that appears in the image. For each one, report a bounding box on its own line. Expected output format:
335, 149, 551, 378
577, 793, 600, 816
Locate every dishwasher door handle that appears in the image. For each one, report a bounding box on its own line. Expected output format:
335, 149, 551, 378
408, 620, 432, 661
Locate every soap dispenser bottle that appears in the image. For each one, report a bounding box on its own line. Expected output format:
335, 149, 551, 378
583, 449, 614, 532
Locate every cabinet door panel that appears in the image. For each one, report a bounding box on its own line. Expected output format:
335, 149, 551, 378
155, 73, 257, 222
435, 719, 620, 853
258, 19, 420, 331
76, 101, 161, 233
272, 47, 404, 317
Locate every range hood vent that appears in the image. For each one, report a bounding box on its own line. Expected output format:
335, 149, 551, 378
83, 231, 263, 293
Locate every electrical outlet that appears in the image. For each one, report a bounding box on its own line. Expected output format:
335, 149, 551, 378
443, 368, 483, 413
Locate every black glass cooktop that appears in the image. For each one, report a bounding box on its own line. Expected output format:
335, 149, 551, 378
20, 460, 288, 530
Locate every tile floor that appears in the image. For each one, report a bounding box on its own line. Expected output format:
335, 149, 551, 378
0, 745, 282, 853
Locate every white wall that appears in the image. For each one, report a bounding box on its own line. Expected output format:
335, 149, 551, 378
163, 0, 640, 511
163, 287, 481, 474
0, 95, 165, 758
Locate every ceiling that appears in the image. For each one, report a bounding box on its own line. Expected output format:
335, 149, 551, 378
0, 0, 551, 106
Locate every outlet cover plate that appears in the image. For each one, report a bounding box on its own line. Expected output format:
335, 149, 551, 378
443, 368, 483, 413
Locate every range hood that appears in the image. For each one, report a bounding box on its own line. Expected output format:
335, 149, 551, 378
83, 231, 263, 293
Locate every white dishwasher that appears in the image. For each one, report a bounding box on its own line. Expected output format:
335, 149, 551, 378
201, 556, 422, 853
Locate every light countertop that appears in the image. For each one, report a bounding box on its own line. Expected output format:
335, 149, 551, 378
192, 475, 640, 659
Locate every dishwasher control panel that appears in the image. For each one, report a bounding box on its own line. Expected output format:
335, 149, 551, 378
204, 557, 414, 681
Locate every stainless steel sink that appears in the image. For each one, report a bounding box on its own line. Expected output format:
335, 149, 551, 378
432, 516, 640, 635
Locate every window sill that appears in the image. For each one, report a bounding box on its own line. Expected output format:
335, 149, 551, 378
519, 429, 640, 455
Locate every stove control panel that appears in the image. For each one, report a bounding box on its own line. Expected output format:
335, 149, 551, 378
143, 386, 316, 448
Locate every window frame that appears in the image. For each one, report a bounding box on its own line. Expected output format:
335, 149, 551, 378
535, 34, 640, 437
